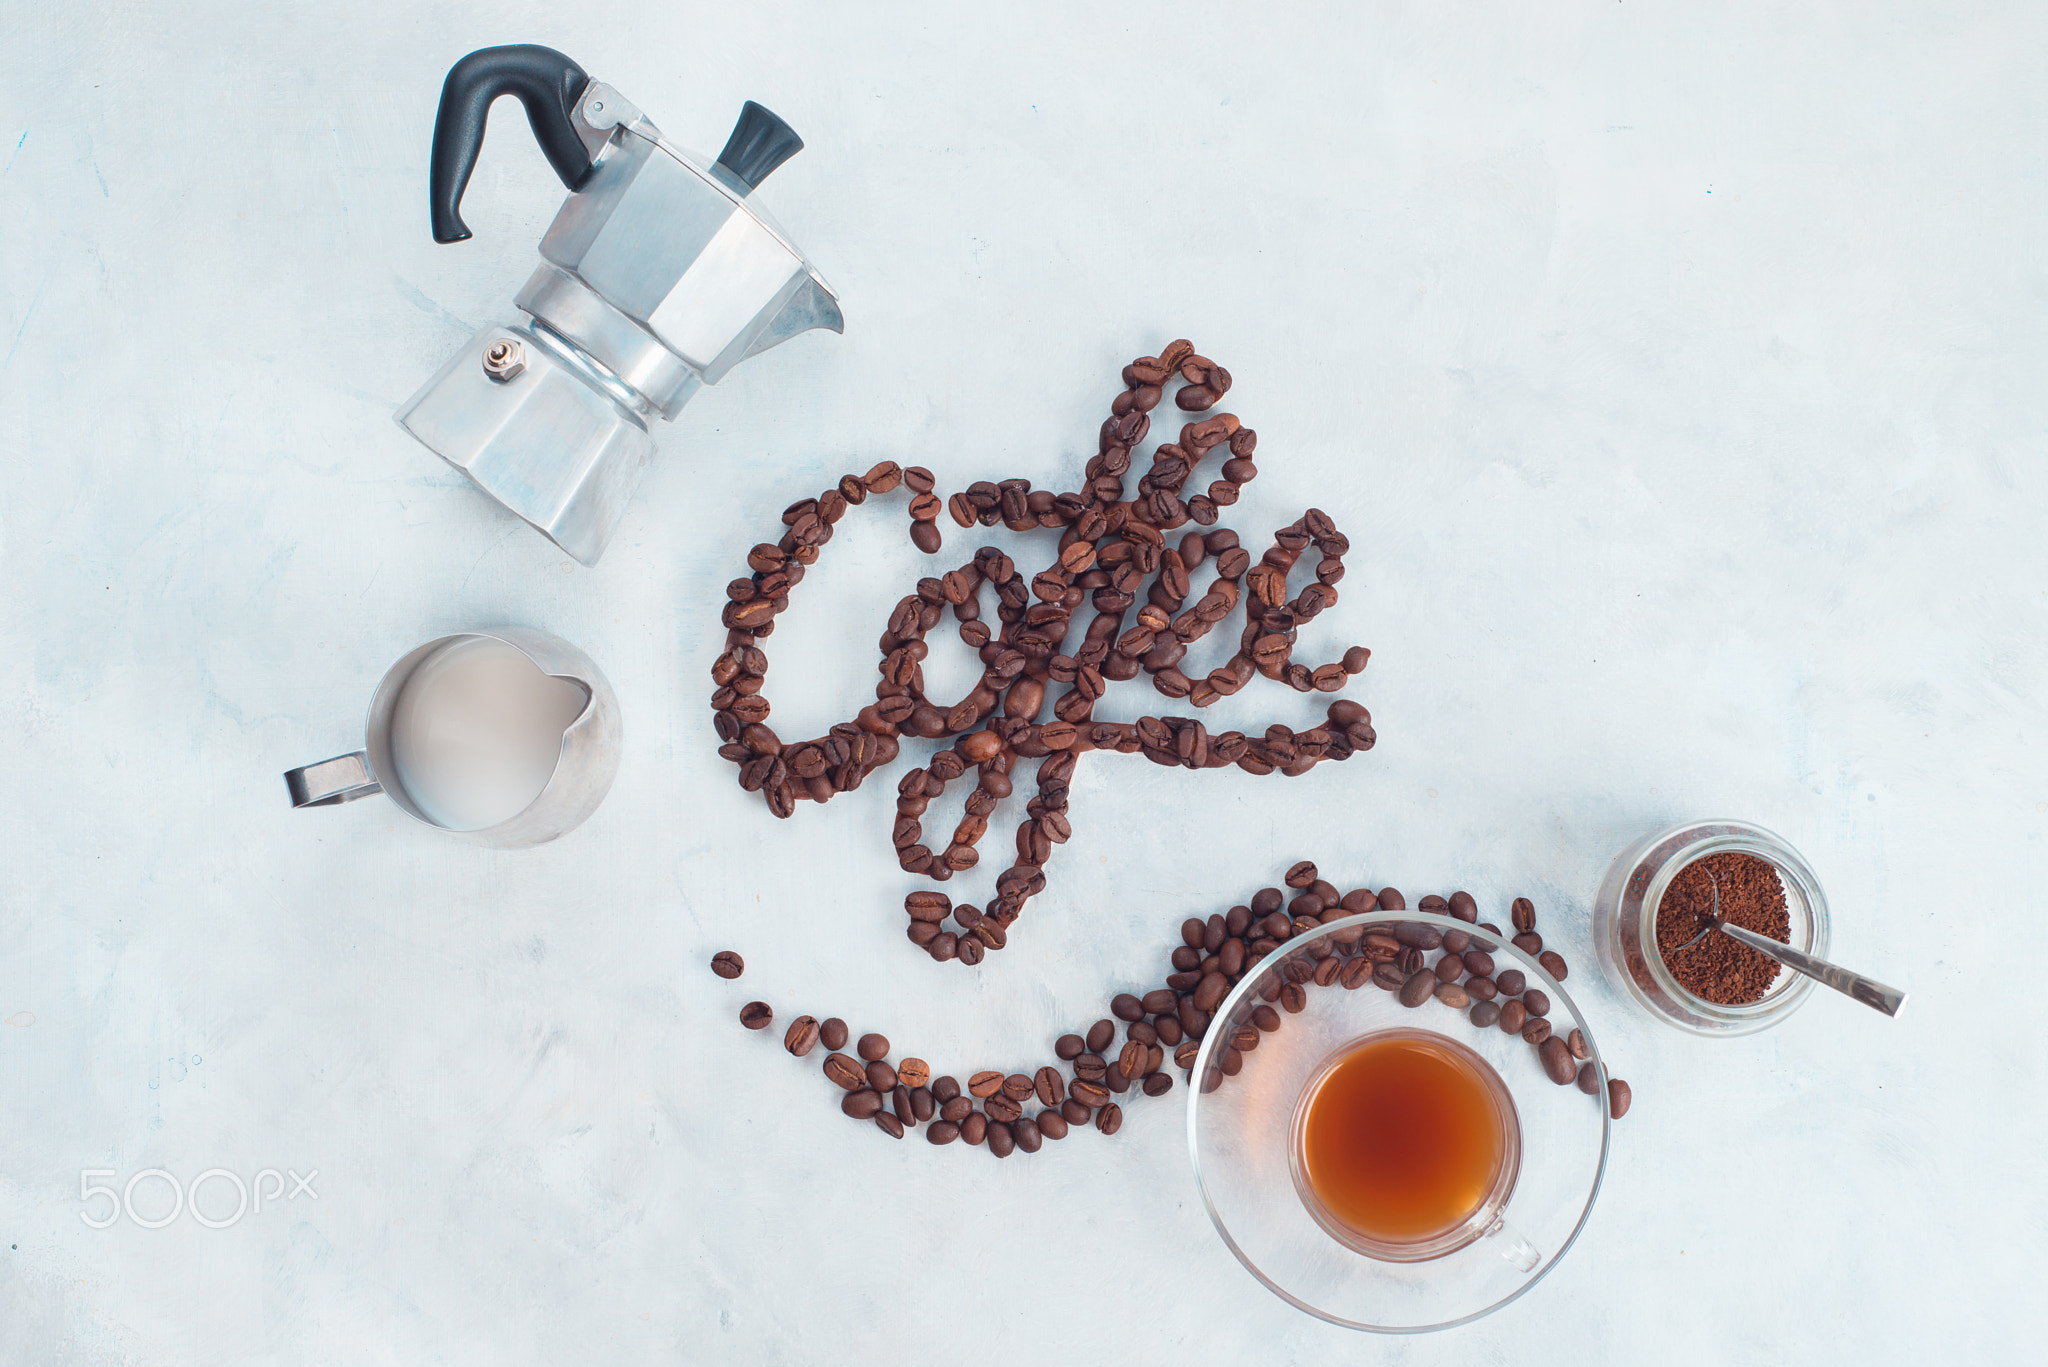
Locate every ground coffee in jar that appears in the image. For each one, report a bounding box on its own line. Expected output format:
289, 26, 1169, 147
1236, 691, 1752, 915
1656, 852, 1790, 1004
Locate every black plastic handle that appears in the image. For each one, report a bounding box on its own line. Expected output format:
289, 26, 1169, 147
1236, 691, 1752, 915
429, 44, 595, 244
715, 101, 804, 193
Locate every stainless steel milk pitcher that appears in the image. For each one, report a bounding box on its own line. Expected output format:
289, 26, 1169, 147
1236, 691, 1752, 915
397, 45, 844, 565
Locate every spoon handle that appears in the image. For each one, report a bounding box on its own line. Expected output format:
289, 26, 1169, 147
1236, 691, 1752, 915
1713, 920, 1908, 1017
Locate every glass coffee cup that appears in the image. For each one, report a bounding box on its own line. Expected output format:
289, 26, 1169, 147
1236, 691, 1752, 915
1187, 910, 1608, 1332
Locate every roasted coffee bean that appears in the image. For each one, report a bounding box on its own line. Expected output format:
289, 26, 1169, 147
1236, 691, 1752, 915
1461, 949, 1495, 978
866, 1059, 898, 1092
784, 1016, 820, 1057
710, 950, 744, 979
983, 1094, 1022, 1124
1140, 988, 1177, 1015
1434, 952, 1464, 984
897, 1057, 931, 1088
1448, 891, 1478, 923
1511, 897, 1537, 933
1112, 993, 1144, 1022
1397, 946, 1425, 975
1496, 969, 1527, 997
987, 1120, 1017, 1157
1280, 982, 1308, 1013
1522, 989, 1551, 1018
1087, 1019, 1116, 1053
1062, 1097, 1092, 1125
1608, 1079, 1632, 1119
1340, 957, 1373, 990
1072, 1052, 1107, 1082
892, 1084, 914, 1123
1119, 1040, 1149, 1078
820, 1017, 849, 1051
1126, 1019, 1158, 1047
1002, 1073, 1034, 1101
910, 1086, 936, 1122
968, 1070, 1004, 1098
1013, 1117, 1044, 1153
1314, 955, 1343, 987
857, 1033, 890, 1062
875, 1111, 905, 1139
842, 1088, 884, 1119
740, 1002, 773, 1030
1392, 923, 1442, 949
928, 1120, 962, 1145
1143, 1071, 1174, 1097
1498, 1000, 1528, 1034
1055, 1033, 1085, 1061
1434, 981, 1471, 1009
1037, 1109, 1070, 1140
1578, 1062, 1602, 1096
1521, 1018, 1552, 1046
1096, 1103, 1123, 1136
940, 1096, 973, 1124
1470, 999, 1501, 1028
931, 1073, 961, 1103
1104, 1063, 1132, 1093
962, 1112, 988, 1145
1465, 974, 1497, 1001
823, 1053, 865, 1090
1539, 950, 1570, 982
1509, 930, 1541, 956
1372, 961, 1407, 991
1568, 1028, 1590, 1061
1399, 970, 1437, 1008
1069, 1079, 1110, 1108
1442, 928, 1472, 955
1539, 1036, 1576, 1085
1035, 1066, 1065, 1107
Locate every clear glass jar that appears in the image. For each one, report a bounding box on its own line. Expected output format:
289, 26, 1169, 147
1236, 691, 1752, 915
1592, 818, 1830, 1036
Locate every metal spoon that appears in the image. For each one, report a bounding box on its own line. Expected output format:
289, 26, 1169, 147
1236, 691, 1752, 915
1670, 875, 1907, 1017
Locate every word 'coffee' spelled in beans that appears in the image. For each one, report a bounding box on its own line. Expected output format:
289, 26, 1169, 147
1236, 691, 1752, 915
710, 342, 1376, 963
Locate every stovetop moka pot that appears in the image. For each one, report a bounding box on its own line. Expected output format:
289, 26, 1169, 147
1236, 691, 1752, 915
397, 44, 843, 565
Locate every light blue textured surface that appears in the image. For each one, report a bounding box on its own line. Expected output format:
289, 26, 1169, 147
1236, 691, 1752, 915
2, 2, 2042, 1362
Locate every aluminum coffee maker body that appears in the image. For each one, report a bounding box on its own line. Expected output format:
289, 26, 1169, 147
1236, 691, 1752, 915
397, 45, 843, 565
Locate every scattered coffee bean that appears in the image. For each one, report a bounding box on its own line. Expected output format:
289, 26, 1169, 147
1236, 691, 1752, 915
910, 1087, 936, 1122
1512, 932, 1543, 956
1538, 1036, 1576, 1085
740, 1002, 773, 1030
1470, 999, 1501, 1028
820, 1018, 849, 1051
1013, 1116, 1044, 1153
711, 950, 744, 979
1498, 1000, 1528, 1034
897, 1057, 931, 1088
1143, 1072, 1174, 1097
927, 1120, 961, 1145
875, 1111, 905, 1139
931, 1074, 961, 1103
857, 1033, 890, 1062
1578, 1062, 1601, 1095
1037, 1109, 1070, 1140
1539, 950, 1569, 982
1496, 969, 1527, 996
1522, 989, 1550, 1018
1096, 1103, 1123, 1136
823, 1053, 864, 1090
1055, 1034, 1085, 1061
1521, 1018, 1552, 1046
1608, 1078, 1632, 1119
892, 1085, 914, 1123
968, 1070, 1004, 1098
1465, 974, 1497, 1001
842, 1088, 884, 1119
866, 1060, 898, 1092
962, 1112, 988, 1145
1434, 981, 1471, 1009
784, 1016, 820, 1057
987, 1120, 1017, 1157
1087, 1019, 1115, 1054
1567, 1028, 1590, 1061
1399, 970, 1437, 1007
1511, 897, 1536, 933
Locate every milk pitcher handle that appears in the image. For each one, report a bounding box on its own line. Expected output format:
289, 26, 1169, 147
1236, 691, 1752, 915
284, 752, 383, 808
